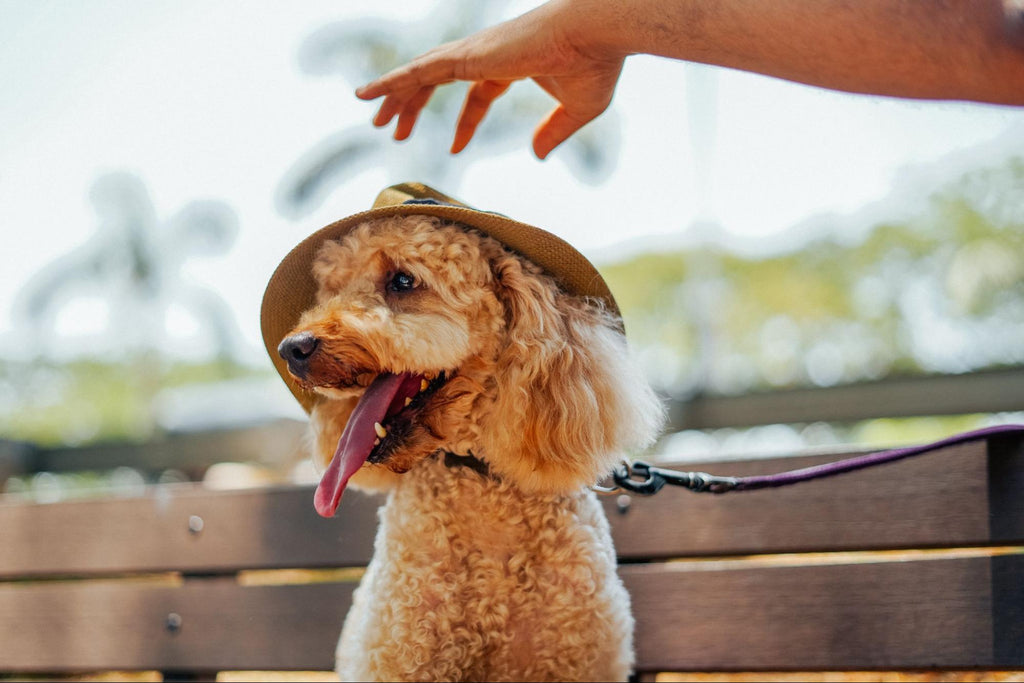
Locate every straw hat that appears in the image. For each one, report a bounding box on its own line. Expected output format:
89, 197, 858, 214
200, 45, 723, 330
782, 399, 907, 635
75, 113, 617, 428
261, 181, 620, 414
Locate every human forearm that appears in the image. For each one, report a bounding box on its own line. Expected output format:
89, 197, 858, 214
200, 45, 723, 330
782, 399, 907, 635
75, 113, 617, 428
567, 0, 1024, 104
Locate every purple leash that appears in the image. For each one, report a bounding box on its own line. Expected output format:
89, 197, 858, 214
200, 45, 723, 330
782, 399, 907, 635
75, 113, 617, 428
610, 423, 1024, 496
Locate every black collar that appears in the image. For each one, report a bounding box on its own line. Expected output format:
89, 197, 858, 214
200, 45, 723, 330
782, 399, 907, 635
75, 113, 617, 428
441, 450, 493, 479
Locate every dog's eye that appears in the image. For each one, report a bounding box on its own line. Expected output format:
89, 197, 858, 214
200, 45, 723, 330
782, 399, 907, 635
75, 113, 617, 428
387, 271, 416, 293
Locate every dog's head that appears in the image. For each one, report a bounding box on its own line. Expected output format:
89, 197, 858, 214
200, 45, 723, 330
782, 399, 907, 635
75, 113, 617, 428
277, 214, 662, 516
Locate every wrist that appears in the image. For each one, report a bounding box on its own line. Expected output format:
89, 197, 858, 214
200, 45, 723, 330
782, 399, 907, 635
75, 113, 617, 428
555, 0, 718, 63
544, 0, 636, 61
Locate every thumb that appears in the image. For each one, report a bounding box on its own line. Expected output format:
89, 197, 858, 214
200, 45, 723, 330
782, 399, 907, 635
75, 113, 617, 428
532, 106, 590, 160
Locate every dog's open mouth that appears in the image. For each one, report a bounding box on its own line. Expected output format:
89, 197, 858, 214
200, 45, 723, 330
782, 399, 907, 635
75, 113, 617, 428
314, 370, 446, 517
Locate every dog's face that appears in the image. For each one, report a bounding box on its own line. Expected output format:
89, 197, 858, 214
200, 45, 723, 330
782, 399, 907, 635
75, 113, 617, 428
280, 214, 661, 516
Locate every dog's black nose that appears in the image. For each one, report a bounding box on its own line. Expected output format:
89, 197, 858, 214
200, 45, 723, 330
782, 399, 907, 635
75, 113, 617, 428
278, 332, 320, 378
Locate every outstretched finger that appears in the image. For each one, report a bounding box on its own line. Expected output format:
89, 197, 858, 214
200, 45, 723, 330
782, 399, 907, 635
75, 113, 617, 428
357, 44, 461, 101
532, 106, 591, 160
372, 92, 407, 127
394, 85, 436, 141
451, 80, 512, 154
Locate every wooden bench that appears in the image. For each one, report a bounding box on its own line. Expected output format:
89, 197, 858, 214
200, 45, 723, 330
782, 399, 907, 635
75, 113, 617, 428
1, 431, 1022, 680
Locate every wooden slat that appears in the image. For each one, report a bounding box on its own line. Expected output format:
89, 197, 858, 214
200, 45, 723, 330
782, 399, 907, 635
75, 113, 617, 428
605, 440, 1001, 559
24, 419, 308, 475
623, 555, 1024, 671
2, 433, 1021, 577
0, 485, 383, 578
0, 578, 354, 673
3, 555, 1020, 673
667, 366, 1024, 430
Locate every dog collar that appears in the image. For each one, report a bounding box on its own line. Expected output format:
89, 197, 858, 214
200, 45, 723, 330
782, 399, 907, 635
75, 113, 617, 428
440, 450, 493, 480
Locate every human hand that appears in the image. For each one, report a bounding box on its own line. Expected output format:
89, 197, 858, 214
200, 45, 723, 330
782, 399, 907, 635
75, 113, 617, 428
354, 0, 625, 159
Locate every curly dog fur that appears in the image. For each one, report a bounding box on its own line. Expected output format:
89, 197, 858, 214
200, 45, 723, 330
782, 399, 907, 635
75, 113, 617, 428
283, 214, 662, 681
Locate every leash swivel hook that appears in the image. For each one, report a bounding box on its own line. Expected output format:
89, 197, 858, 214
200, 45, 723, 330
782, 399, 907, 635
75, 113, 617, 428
612, 460, 666, 495
609, 460, 741, 496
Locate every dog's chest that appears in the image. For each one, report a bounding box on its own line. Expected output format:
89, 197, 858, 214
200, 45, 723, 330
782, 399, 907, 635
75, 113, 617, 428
337, 460, 631, 681
378, 462, 595, 584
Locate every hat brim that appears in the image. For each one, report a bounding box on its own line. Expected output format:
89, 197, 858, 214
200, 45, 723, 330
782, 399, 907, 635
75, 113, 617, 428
260, 184, 620, 414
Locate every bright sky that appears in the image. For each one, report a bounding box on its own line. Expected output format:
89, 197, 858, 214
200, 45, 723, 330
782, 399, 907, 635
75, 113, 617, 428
3, 0, 1024, 366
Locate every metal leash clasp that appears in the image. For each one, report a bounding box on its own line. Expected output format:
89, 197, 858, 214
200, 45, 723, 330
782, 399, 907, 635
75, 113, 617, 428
612, 460, 667, 495
595, 460, 742, 496
593, 459, 667, 496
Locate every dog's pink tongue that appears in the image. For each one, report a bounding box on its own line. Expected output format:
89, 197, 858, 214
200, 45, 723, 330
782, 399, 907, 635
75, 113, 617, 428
314, 372, 420, 518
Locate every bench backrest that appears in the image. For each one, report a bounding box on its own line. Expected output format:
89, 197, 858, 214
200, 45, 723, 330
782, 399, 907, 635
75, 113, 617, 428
1, 432, 1021, 677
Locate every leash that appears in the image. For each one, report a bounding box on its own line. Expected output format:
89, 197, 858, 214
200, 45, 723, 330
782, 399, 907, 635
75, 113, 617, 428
598, 423, 1024, 496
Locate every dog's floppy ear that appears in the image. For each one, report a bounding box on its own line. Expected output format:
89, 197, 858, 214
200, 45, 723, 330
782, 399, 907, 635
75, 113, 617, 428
483, 251, 663, 494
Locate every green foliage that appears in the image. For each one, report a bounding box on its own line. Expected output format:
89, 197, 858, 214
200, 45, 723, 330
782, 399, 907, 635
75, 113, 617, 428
602, 156, 1024, 393
0, 358, 268, 446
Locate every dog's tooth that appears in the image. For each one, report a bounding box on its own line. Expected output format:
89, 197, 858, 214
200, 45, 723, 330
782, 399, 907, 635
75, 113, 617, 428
373, 438, 380, 446
404, 397, 412, 407
420, 378, 429, 392
374, 422, 387, 438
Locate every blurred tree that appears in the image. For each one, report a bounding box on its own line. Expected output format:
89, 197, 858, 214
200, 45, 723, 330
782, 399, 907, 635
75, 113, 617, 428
15, 172, 242, 362
8, 172, 249, 444
276, 0, 620, 219
603, 156, 1024, 395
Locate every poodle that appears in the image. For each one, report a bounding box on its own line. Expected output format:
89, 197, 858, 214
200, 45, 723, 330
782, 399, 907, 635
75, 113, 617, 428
275, 212, 662, 681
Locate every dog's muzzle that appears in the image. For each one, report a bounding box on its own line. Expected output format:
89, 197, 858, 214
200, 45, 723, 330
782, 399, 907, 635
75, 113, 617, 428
278, 332, 319, 379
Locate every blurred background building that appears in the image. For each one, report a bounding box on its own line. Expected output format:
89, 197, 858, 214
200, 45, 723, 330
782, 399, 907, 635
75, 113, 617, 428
2, 0, 1023, 499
